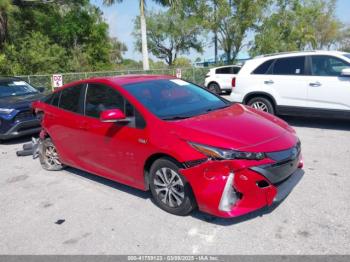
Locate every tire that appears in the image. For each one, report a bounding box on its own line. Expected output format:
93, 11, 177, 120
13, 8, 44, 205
208, 82, 221, 94
247, 96, 275, 115
149, 158, 196, 216
39, 138, 64, 171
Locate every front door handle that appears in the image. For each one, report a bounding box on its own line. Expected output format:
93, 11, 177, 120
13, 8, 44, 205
309, 82, 321, 87
264, 80, 274, 85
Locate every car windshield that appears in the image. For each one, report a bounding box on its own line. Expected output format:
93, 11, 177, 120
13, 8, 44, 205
0, 80, 38, 98
123, 79, 230, 120
344, 53, 350, 60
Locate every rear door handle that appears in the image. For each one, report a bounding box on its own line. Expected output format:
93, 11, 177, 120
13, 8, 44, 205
264, 80, 274, 85
309, 82, 321, 87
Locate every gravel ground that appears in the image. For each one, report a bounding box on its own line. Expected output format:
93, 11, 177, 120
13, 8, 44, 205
0, 115, 349, 255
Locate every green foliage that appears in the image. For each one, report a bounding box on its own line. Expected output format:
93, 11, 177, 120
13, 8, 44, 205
133, 9, 203, 65
251, 0, 342, 56
0, 0, 127, 75
173, 57, 192, 67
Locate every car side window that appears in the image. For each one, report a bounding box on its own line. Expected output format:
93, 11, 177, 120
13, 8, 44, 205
232, 67, 241, 74
85, 83, 146, 129
273, 56, 305, 75
59, 85, 84, 113
310, 56, 350, 77
252, 59, 274, 74
216, 67, 231, 74
85, 84, 124, 118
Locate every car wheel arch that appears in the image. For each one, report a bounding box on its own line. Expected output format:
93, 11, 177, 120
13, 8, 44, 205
243, 92, 277, 108
143, 153, 184, 190
208, 81, 221, 88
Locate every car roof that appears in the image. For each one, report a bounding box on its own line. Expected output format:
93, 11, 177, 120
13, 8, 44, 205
253, 50, 348, 60
88, 74, 175, 86
211, 65, 241, 70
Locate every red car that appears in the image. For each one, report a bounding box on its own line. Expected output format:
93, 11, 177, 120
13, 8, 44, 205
33, 75, 304, 218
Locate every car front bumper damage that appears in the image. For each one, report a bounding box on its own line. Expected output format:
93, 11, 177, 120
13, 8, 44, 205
180, 155, 304, 218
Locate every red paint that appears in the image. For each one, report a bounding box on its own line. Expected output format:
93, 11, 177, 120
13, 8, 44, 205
33, 75, 303, 218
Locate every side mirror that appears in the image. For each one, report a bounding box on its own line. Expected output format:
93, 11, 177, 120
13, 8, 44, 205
100, 109, 129, 123
341, 68, 350, 77
37, 87, 46, 93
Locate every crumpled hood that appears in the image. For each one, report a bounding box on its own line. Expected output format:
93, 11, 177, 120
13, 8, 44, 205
0, 93, 44, 110
169, 104, 297, 152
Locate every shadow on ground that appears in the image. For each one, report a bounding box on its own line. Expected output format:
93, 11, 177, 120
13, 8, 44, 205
282, 116, 350, 131
66, 167, 150, 200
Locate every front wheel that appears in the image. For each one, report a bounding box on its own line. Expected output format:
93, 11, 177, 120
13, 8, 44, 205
39, 138, 65, 171
247, 97, 275, 115
149, 158, 196, 216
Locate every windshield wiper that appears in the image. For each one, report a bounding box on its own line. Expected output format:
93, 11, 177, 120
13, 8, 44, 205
162, 115, 192, 121
206, 104, 231, 112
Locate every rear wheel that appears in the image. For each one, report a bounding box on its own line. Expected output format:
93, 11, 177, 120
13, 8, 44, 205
208, 82, 221, 94
149, 158, 196, 216
247, 97, 275, 114
39, 138, 64, 171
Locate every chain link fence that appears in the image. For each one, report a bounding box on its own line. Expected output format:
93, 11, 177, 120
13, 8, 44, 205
16, 67, 210, 90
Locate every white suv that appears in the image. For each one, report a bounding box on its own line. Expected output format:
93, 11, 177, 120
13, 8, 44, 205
204, 65, 241, 94
230, 51, 350, 119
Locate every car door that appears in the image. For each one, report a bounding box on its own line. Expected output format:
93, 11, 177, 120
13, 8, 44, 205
45, 84, 87, 167
306, 55, 350, 111
78, 83, 149, 188
265, 56, 309, 107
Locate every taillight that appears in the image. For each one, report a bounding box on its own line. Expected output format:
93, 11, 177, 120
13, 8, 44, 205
231, 77, 236, 88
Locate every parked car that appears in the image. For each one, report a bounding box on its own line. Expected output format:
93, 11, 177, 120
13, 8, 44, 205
0, 77, 45, 141
204, 65, 241, 95
230, 51, 350, 119
33, 75, 303, 218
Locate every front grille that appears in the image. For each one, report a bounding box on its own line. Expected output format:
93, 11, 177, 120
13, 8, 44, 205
250, 141, 301, 184
14, 110, 35, 122
266, 140, 301, 162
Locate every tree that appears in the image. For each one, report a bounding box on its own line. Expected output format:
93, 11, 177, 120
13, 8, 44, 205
133, 10, 203, 66
251, 0, 342, 56
102, 0, 179, 71
0, 0, 127, 75
202, 0, 270, 63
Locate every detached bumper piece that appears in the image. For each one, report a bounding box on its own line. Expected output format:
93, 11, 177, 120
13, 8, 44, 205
16, 137, 40, 158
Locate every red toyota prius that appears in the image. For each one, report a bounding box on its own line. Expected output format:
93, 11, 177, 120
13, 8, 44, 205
33, 75, 303, 218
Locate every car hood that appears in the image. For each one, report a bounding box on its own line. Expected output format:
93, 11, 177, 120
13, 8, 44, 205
169, 103, 297, 152
0, 93, 44, 110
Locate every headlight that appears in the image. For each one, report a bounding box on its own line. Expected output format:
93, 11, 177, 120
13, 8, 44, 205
0, 108, 15, 114
189, 142, 265, 160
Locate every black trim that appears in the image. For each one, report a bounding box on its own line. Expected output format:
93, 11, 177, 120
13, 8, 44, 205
276, 105, 350, 120
273, 168, 304, 203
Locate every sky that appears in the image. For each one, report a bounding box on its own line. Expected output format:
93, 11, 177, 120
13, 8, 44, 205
91, 0, 350, 62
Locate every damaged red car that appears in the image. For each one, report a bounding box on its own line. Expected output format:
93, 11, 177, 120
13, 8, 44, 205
33, 75, 304, 218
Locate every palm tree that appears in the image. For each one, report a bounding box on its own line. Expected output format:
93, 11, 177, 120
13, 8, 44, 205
103, 0, 178, 71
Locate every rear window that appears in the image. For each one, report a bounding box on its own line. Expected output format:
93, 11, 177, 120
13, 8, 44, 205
273, 56, 305, 75
216, 67, 232, 74
59, 85, 84, 113
252, 59, 274, 74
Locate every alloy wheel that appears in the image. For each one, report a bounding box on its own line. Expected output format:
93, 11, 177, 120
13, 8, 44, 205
251, 101, 269, 112
45, 145, 61, 167
153, 167, 185, 208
